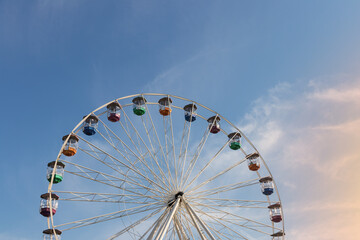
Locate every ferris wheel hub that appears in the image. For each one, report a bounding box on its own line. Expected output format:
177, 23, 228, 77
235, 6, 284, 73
167, 191, 184, 207
175, 191, 184, 198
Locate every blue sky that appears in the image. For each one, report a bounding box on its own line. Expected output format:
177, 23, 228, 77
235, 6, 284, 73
1, 1, 360, 239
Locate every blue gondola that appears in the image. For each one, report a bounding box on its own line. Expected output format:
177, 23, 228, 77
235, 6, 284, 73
184, 104, 197, 122
83, 115, 98, 136
259, 176, 274, 196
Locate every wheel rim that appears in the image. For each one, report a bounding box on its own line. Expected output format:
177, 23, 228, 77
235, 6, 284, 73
44, 93, 285, 240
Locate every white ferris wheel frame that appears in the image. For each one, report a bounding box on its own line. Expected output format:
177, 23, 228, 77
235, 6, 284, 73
45, 93, 285, 240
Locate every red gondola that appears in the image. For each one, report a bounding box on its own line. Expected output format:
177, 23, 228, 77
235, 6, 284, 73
107, 102, 121, 122
207, 116, 221, 134
39, 193, 59, 217
268, 203, 282, 223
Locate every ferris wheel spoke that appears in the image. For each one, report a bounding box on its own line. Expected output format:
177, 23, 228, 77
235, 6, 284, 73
204, 220, 238, 240
96, 122, 141, 169
93, 129, 167, 197
180, 202, 208, 240
142, 102, 176, 191
180, 126, 212, 190
188, 177, 260, 198
192, 204, 280, 234
77, 136, 168, 194
61, 160, 163, 199
179, 212, 197, 239
51, 190, 156, 204
203, 219, 248, 240
64, 154, 159, 196
183, 200, 217, 240
170, 224, 178, 240
173, 221, 183, 240
107, 206, 165, 240
178, 121, 190, 189
177, 104, 197, 192
205, 222, 233, 240
173, 214, 189, 240
206, 226, 231, 240
186, 156, 247, 194
208, 214, 276, 237
190, 208, 251, 239
78, 136, 140, 175
146, 207, 172, 240
161, 223, 174, 240
192, 202, 268, 209
152, 197, 181, 240
91, 120, 168, 190
137, 208, 170, 240
119, 108, 170, 189
163, 112, 178, 190
96, 117, 159, 183
56, 202, 161, 232
119, 106, 173, 192
78, 146, 142, 183
183, 136, 233, 192
189, 198, 276, 209
76, 147, 149, 187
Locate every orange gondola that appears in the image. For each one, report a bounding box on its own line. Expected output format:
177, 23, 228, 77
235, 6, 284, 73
62, 134, 79, 157
158, 97, 172, 116
246, 153, 260, 171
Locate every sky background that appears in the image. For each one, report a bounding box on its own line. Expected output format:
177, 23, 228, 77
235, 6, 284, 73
1, 0, 360, 239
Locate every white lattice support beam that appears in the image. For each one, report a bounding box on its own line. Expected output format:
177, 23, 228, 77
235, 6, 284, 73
154, 197, 181, 240
184, 200, 216, 240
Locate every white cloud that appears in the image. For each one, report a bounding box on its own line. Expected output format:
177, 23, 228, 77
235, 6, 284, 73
309, 86, 360, 103
238, 77, 360, 240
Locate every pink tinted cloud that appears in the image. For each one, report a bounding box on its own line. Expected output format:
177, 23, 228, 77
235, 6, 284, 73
240, 77, 360, 240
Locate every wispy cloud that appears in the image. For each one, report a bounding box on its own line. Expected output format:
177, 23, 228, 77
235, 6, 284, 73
238, 77, 360, 239
309, 86, 360, 103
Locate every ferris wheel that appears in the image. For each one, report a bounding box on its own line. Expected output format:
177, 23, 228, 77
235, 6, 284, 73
40, 93, 285, 240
